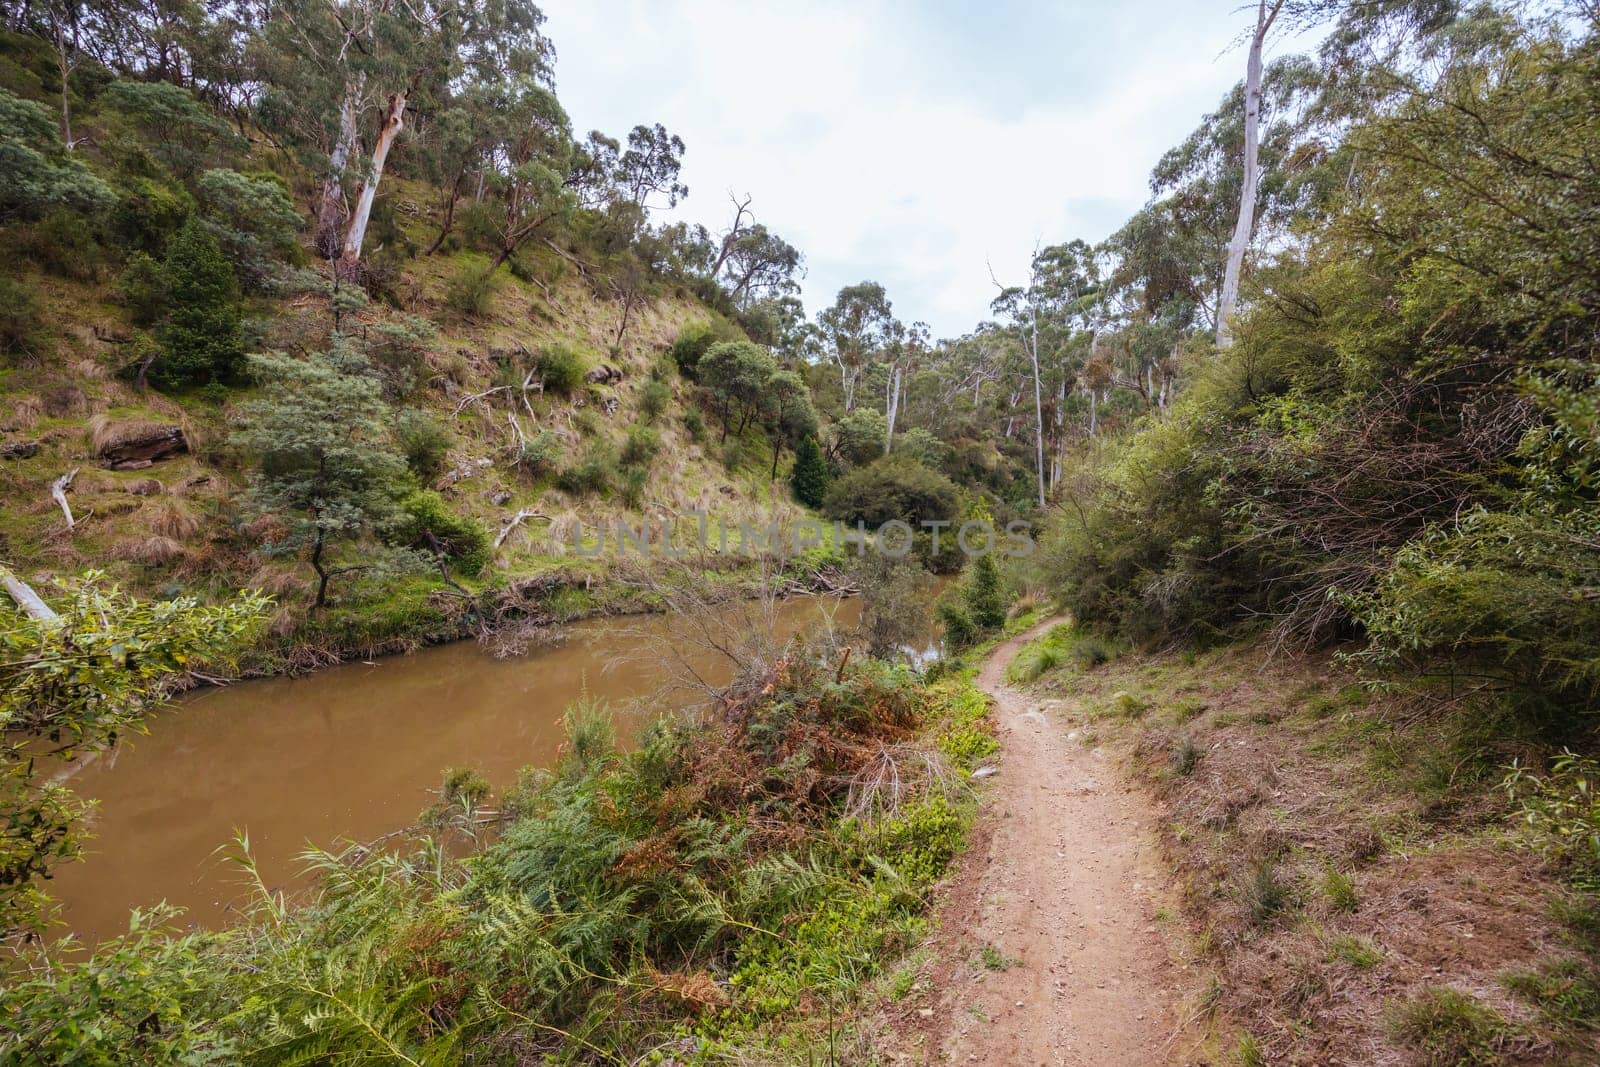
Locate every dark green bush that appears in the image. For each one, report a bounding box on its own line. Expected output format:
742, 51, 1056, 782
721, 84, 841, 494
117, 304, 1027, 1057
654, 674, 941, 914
152, 216, 243, 388
393, 490, 490, 576
109, 177, 193, 256
0, 276, 40, 358
823, 455, 960, 529
790, 435, 829, 509
25, 210, 103, 280
118, 251, 167, 326
669, 318, 739, 380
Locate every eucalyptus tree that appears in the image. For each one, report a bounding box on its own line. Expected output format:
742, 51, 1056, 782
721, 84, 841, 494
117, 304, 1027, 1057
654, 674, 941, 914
253, 0, 552, 266
819, 281, 895, 412
616, 122, 687, 210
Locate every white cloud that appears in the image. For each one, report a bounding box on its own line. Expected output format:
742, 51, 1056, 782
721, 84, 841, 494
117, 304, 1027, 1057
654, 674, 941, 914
541, 1, 1286, 338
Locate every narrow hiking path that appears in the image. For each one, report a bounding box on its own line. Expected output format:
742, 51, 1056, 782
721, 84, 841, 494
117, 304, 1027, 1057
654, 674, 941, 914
899, 618, 1192, 1065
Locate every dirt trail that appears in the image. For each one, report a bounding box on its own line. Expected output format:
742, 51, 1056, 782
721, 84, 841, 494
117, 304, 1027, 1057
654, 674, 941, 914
905, 619, 1190, 1065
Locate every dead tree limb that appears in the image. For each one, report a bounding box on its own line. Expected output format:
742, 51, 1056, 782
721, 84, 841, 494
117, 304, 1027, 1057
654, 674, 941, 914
51, 468, 79, 529
494, 509, 552, 549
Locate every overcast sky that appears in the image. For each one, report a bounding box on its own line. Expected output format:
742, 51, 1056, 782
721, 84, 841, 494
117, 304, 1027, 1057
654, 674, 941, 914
540, 1, 1307, 339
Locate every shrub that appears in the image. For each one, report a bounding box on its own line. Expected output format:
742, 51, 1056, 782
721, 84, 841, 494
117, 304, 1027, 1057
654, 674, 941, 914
118, 252, 168, 326
394, 410, 452, 481
392, 490, 491, 576
822, 455, 959, 529
682, 408, 706, 442
109, 177, 193, 256
556, 441, 617, 496
153, 216, 243, 388
670, 319, 738, 380
365, 318, 435, 399
963, 554, 1007, 630
720, 439, 743, 471
1505, 752, 1600, 885
618, 464, 649, 509
444, 258, 500, 318
638, 377, 670, 421
0, 276, 40, 358
26, 209, 103, 280
790, 435, 829, 509
619, 425, 659, 468
514, 430, 562, 478
535, 342, 587, 394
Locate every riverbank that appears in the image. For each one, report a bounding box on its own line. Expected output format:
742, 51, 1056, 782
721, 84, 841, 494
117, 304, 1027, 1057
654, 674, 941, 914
4, 614, 995, 1063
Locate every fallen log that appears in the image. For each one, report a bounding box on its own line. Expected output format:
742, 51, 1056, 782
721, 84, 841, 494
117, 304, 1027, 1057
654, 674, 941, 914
0, 562, 59, 622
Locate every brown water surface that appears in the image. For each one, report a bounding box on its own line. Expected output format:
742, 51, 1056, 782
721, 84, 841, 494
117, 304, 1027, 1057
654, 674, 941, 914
51, 595, 890, 943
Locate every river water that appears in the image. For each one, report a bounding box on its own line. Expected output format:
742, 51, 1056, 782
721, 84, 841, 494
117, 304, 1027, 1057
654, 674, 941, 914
50, 595, 900, 944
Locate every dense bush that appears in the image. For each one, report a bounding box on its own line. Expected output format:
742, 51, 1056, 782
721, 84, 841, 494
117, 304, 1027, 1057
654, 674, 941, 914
822, 455, 960, 529
0, 275, 39, 358
790, 434, 829, 508
393, 409, 453, 480
108, 177, 192, 256
638, 376, 671, 421
534, 341, 587, 394
669, 317, 740, 379
556, 440, 618, 496
444, 258, 500, 318
393, 490, 491, 576
152, 216, 243, 387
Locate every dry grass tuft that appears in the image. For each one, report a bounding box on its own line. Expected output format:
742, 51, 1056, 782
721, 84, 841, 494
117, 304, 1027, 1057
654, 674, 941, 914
143, 495, 202, 539
89, 413, 174, 454
114, 535, 186, 564
4, 396, 43, 431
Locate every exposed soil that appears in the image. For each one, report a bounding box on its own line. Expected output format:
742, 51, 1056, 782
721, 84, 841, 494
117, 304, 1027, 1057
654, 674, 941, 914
893, 620, 1194, 1065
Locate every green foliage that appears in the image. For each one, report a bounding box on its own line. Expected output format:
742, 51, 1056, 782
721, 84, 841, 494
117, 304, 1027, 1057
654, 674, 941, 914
1505, 752, 1600, 886
393, 409, 452, 480
102, 80, 239, 180
235, 350, 411, 607
365, 317, 436, 399
831, 408, 888, 468
108, 176, 193, 256
1320, 868, 1358, 913
0, 86, 113, 219
1389, 987, 1513, 1067
24, 208, 104, 279
393, 490, 490, 576
194, 168, 302, 291
444, 258, 501, 318
513, 429, 562, 478
790, 434, 829, 508
555, 440, 618, 496
619, 425, 659, 468
638, 376, 670, 421
896, 426, 951, 471
699, 340, 776, 441
118, 250, 167, 326
1005, 622, 1113, 684
669, 318, 739, 379
153, 216, 243, 388
851, 553, 935, 660
0, 575, 266, 933
0, 274, 39, 358
961, 555, 1007, 632
822, 455, 959, 529
534, 341, 586, 394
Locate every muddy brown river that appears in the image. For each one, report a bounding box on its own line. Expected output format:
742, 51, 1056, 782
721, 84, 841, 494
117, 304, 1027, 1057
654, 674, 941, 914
51, 595, 910, 944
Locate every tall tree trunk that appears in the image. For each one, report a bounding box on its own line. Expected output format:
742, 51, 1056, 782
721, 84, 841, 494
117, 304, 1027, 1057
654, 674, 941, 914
1217, 0, 1283, 347
884, 363, 902, 454
316, 76, 364, 257
310, 527, 330, 610
425, 171, 466, 255
1029, 316, 1046, 508
340, 90, 407, 267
